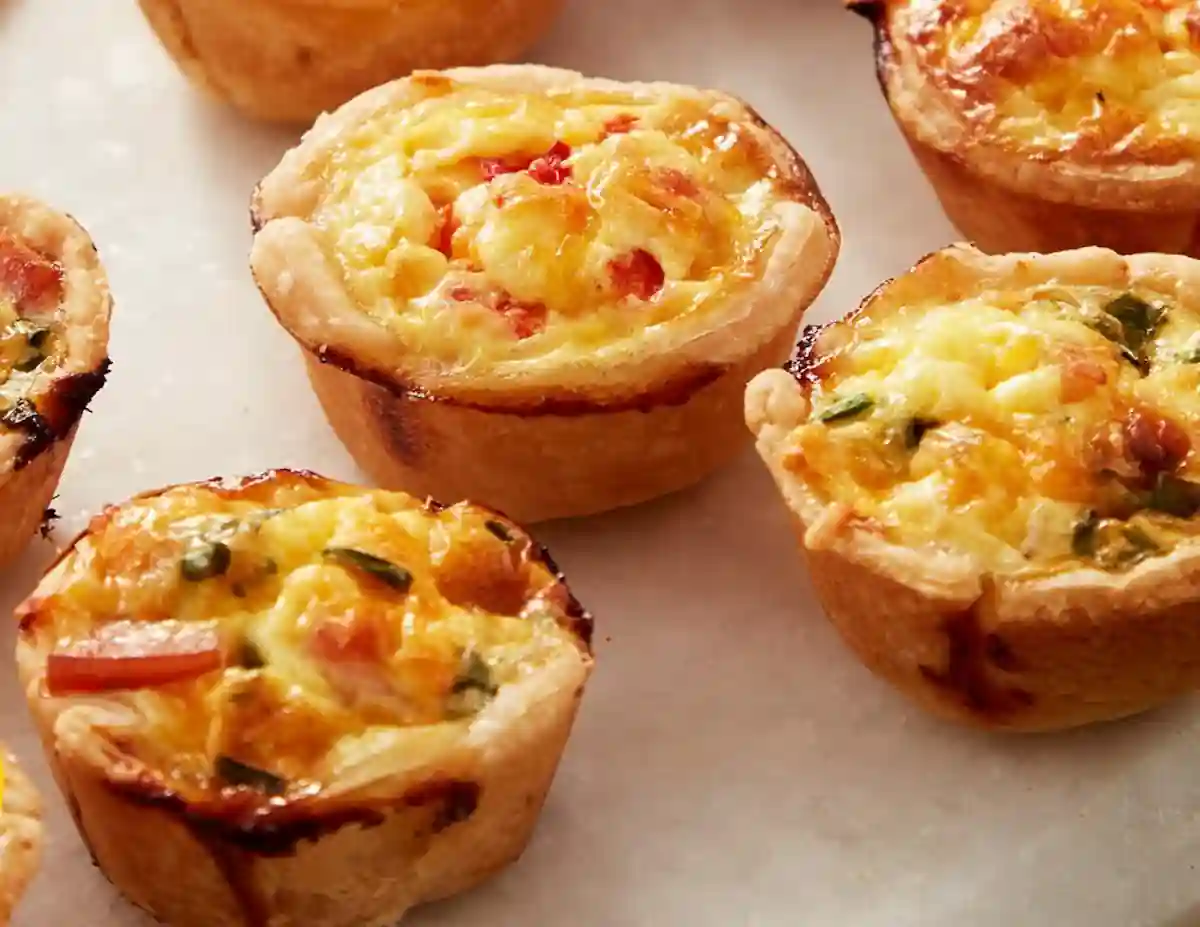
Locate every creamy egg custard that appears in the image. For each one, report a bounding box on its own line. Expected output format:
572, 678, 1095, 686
789, 278, 1200, 572
312, 74, 790, 370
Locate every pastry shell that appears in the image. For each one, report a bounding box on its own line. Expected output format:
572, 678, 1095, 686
136, 0, 567, 124
251, 65, 841, 523
747, 244, 1200, 732
849, 1, 1200, 257
15, 469, 594, 927
0, 748, 43, 925
0, 195, 112, 569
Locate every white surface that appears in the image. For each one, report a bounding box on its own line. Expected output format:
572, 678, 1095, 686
1, 2, 1198, 925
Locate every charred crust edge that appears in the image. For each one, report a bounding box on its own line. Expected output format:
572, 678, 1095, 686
105, 776, 482, 857
11, 357, 111, 471
313, 344, 725, 417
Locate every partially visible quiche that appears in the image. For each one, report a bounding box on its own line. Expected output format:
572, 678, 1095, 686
136, 0, 567, 123
748, 244, 1200, 731
16, 469, 593, 927
0, 749, 42, 925
0, 195, 112, 568
850, 0, 1200, 256
251, 65, 840, 522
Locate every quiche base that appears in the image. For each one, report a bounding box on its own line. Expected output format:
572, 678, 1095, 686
746, 246, 1200, 732
303, 319, 803, 523
0, 195, 112, 569
16, 471, 594, 927
136, 0, 566, 124
0, 748, 43, 925
852, 1, 1200, 257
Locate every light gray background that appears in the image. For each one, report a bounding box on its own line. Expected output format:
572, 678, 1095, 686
1, 1, 1197, 925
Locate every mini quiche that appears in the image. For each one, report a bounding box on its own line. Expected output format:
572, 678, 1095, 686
136, 0, 567, 123
850, 0, 1200, 256
250, 65, 840, 523
0, 748, 43, 925
0, 195, 112, 569
15, 469, 593, 927
748, 244, 1200, 732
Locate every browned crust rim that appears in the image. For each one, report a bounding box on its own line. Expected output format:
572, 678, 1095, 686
21, 468, 594, 852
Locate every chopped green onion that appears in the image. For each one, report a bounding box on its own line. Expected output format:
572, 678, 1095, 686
322, 547, 413, 592
180, 541, 232, 581
818, 393, 874, 424
214, 755, 286, 795
1104, 293, 1165, 351
452, 652, 498, 697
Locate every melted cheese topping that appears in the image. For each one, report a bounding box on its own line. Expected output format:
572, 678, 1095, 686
901, 0, 1200, 163
313, 77, 786, 371
30, 477, 582, 798
789, 282, 1200, 573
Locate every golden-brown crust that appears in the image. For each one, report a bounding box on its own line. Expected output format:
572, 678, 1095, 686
16, 469, 593, 926
136, 0, 566, 124
251, 65, 839, 520
0, 195, 112, 569
0, 748, 43, 925
303, 320, 802, 523
747, 244, 1200, 732
851, 0, 1200, 255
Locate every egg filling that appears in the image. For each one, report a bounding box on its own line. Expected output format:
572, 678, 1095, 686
313, 75, 791, 370
900, 0, 1200, 163
789, 282, 1200, 573
23, 475, 584, 800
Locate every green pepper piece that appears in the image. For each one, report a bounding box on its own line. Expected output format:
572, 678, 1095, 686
322, 547, 413, 592
1104, 293, 1165, 351
818, 393, 874, 424
180, 541, 232, 581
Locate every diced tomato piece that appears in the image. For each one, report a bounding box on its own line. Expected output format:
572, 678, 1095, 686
309, 607, 393, 666
527, 141, 573, 185
479, 142, 573, 186
495, 294, 547, 339
0, 232, 62, 315
432, 204, 459, 259
448, 285, 475, 302
609, 249, 665, 301
602, 113, 638, 137
654, 167, 701, 199
1125, 407, 1192, 476
1057, 346, 1108, 403
46, 620, 223, 695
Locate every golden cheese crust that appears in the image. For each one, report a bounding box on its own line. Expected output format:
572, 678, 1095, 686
251, 65, 839, 407
891, 0, 1200, 166
854, 0, 1200, 218
748, 245, 1200, 730
17, 469, 591, 803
